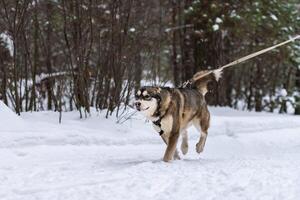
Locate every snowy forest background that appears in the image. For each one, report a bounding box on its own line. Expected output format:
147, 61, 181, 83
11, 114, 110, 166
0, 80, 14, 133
0, 0, 300, 117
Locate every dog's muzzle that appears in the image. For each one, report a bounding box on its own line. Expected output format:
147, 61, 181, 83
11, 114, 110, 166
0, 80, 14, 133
135, 102, 149, 111
135, 102, 141, 111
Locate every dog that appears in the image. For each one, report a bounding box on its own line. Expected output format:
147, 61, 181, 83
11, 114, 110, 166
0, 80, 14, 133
134, 69, 222, 162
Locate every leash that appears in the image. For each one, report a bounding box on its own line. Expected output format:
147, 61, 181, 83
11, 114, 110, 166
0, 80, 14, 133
182, 35, 300, 87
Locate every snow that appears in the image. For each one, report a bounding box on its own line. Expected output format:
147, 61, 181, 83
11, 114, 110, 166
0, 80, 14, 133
270, 14, 278, 21
212, 24, 219, 31
215, 17, 223, 24
36, 71, 70, 84
129, 28, 136, 32
184, 6, 194, 14
1, 104, 300, 200
0, 101, 27, 131
0, 32, 14, 56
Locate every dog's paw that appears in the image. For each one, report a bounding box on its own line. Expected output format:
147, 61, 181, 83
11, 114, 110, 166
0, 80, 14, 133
181, 143, 188, 155
163, 156, 172, 162
173, 153, 181, 160
196, 142, 204, 154
163, 153, 174, 162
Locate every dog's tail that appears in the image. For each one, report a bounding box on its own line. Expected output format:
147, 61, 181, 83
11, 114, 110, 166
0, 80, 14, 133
191, 69, 222, 95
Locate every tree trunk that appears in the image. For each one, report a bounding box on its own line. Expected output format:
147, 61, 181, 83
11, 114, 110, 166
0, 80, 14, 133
171, 0, 179, 86
45, 0, 53, 110
181, 0, 194, 82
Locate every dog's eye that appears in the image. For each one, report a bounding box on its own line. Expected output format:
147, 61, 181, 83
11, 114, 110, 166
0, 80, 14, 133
144, 95, 151, 100
135, 93, 141, 100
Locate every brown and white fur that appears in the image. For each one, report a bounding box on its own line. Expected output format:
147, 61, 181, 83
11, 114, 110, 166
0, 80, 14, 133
134, 69, 222, 162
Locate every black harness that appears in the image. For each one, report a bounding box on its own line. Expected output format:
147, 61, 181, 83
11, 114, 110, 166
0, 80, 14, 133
152, 116, 165, 136
151, 94, 168, 136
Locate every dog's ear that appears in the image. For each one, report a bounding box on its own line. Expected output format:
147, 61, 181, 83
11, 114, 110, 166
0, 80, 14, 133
153, 87, 161, 93
153, 86, 163, 102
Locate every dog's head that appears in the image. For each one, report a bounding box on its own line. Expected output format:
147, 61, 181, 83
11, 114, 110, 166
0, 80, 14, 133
134, 86, 161, 117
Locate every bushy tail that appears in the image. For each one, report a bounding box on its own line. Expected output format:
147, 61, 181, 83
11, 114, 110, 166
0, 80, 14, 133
191, 69, 222, 95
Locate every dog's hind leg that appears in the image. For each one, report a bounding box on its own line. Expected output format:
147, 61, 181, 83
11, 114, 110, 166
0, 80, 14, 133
181, 130, 188, 155
194, 112, 210, 154
196, 130, 207, 154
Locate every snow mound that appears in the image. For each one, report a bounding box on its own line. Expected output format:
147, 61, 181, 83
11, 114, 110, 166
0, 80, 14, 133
1, 106, 300, 199
0, 101, 26, 131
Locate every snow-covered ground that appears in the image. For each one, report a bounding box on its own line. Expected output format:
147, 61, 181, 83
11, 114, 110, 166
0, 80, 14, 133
1, 101, 300, 200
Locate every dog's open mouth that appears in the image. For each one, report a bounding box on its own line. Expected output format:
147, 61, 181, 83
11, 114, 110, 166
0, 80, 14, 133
138, 107, 150, 111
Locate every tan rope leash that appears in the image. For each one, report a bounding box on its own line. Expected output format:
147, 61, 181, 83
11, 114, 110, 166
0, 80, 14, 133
182, 35, 300, 87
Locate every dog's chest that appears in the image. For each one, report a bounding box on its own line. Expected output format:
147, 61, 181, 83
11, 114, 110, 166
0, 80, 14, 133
152, 115, 173, 134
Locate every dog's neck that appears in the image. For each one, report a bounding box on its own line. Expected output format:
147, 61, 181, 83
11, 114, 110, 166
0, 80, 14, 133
151, 97, 171, 136
151, 91, 171, 121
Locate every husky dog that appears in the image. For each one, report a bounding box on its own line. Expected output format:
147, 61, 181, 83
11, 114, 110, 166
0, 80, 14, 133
134, 69, 222, 162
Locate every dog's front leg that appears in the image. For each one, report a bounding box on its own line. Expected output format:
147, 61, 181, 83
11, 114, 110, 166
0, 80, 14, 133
163, 132, 180, 162
161, 134, 180, 160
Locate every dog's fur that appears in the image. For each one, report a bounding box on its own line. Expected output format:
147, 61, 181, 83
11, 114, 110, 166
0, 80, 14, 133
135, 69, 222, 162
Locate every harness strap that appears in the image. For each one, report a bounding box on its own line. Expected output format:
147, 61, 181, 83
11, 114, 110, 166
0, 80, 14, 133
159, 130, 164, 136
151, 90, 172, 136
152, 116, 164, 136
